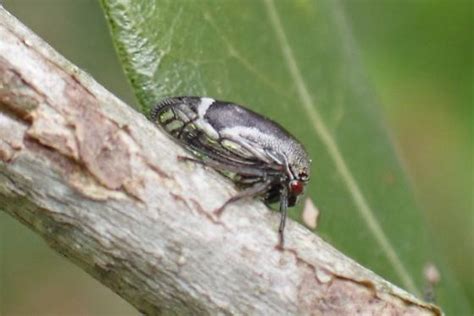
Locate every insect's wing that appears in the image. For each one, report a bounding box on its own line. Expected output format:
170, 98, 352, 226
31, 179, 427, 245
184, 126, 268, 168
152, 97, 285, 172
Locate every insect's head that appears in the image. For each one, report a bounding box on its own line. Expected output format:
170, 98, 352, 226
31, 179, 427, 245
288, 168, 310, 196
286, 148, 311, 205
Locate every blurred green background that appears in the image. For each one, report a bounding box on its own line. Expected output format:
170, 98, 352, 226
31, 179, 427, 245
0, 0, 471, 315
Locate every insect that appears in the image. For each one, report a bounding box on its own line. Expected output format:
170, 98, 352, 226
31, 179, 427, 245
150, 96, 311, 247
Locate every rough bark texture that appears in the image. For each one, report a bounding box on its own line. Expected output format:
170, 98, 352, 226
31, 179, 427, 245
0, 6, 441, 315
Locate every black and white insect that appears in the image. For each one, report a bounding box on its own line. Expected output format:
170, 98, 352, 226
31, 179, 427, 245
150, 96, 311, 246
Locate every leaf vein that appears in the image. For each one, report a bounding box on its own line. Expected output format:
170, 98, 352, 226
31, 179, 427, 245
202, 11, 292, 100
262, 0, 418, 295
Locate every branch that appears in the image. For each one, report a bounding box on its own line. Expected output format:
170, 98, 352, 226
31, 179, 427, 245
0, 6, 440, 315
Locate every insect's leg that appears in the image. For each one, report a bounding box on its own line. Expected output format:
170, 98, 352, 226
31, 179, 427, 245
214, 178, 273, 216
278, 185, 289, 248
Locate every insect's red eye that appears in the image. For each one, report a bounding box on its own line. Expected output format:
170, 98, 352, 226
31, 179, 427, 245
289, 180, 304, 195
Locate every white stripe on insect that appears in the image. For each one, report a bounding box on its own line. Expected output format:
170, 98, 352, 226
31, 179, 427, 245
198, 97, 215, 118
194, 97, 219, 139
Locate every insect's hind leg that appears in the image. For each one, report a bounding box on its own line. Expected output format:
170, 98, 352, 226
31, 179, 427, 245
178, 156, 275, 216
214, 179, 273, 217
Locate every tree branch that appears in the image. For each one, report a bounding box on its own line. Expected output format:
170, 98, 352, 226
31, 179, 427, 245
0, 6, 440, 315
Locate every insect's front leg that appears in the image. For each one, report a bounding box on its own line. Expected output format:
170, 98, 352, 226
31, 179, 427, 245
277, 185, 289, 249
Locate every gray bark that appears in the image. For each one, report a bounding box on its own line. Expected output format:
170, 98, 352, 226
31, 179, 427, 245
0, 6, 440, 316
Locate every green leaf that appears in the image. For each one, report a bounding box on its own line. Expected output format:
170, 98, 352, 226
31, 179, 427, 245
100, 0, 470, 313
